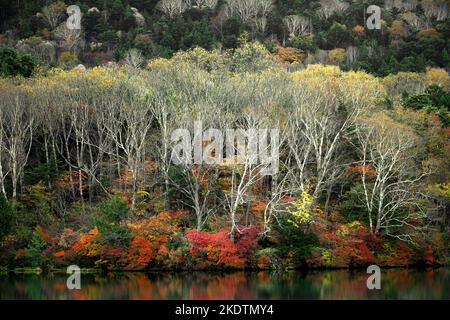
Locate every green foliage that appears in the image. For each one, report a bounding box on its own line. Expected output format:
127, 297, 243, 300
94, 195, 130, 246
99, 194, 129, 223
25, 227, 48, 266
341, 184, 371, 224
403, 85, 450, 127
291, 35, 317, 53
0, 47, 37, 78
272, 215, 319, 267
0, 194, 15, 240
24, 159, 64, 186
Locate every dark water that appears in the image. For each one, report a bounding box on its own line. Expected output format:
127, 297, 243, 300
0, 269, 449, 300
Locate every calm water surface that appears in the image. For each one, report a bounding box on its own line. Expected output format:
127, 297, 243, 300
1, 269, 449, 300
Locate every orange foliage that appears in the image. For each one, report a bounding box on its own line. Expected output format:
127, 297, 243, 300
36, 226, 51, 243
53, 250, 65, 258
56, 171, 88, 190
275, 47, 304, 64
389, 20, 408, 41
345, 164, 377, 179
352, 25, 365, 35
126, 236, 154, 269
71, 227, 99, 255
251, 200, 267, 213
321, 222, 378, 267
416, 28, 442, 39
383, 241, 414, 267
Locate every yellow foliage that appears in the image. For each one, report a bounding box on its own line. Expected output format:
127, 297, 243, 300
426, 183, 450, 199
328, 48, 347, 64
382, 72, 426, 100
288, 187, 315, 227
425, 68, 450, 91
146, 57, 172, 71
275, 47, 304, 64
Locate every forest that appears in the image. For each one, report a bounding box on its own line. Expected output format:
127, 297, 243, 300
0, 0, 449, 272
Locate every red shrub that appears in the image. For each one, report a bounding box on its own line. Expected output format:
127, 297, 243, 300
235, 225, 260, 262
186, 229, 245, 268
322, 222, 376, 267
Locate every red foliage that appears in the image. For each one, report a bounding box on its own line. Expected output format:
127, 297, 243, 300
257, 256, 271, 269
186, 229, 245, 268
322, 223, 377, 267
384, 241, 414, 267
186, 225, 260, 269
424, 245, 434, 266
235, 225, 260, 262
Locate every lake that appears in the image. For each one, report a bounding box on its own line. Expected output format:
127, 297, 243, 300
0, 268, 449, 300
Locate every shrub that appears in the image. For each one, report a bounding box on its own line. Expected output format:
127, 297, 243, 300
328, 48, 347, 65
186, 229, 245, 269
94, 195, 130, 246
0, 47, 37, 77
272, 215, 319, 268
256, 248, 280, 269
322, 222, 377, 268
275, 47, 304, 64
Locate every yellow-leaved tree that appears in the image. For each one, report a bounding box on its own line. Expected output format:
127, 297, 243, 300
288, 187, 315, 228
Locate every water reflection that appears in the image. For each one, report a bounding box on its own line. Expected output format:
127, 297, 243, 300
0, 269, 449, 300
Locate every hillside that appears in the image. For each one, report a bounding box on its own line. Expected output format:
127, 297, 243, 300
0, 0, 449, 75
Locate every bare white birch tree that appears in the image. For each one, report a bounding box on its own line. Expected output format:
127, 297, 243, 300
354, 114, 428, 241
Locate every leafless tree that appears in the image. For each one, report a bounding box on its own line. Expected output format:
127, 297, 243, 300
354, 115, 428, 241
41, 3, 65, 30
283, 15, 309, 40
421, 0, 449, 21
156, 0, 190, 18
0, 88, 35, 202
225, 0, 274, 24
124, 49, 144, 68
318, 0, 349, 21
191, 0, 218, 10
55, 23, 85, 55
402, 12, 424, 30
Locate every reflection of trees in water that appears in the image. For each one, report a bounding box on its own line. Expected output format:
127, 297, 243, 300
0, 269, 449, 299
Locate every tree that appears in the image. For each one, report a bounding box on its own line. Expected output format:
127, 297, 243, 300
55, 23, 85, 55
225, 0, 273, 24
317, 0, 348, 21
0, 193, 14, 240
191, 0, 218, 10
287, 65, 383, 203
402, 12, 423, 30
156, 0, 190, 18
0, 86, 35, 201
40, 1, 66, 30
95, 195, 130, 246
389, 20, 408, 41
354, 113, 428, 241
283, 15, 309, 40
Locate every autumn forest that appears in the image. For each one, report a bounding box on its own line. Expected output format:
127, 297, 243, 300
0, 0, 449, 274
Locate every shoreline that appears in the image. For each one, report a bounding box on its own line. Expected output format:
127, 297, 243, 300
2, 264, 447, 275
